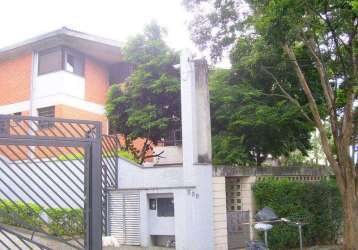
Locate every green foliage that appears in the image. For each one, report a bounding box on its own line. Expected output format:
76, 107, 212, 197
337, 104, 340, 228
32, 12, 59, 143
0, 200, 42, 229
58, 152, 84, 161
118, 150, 138, 163
106, 21, 181, 163
253, 179, 342, 249
210, 48, 315, 166
0, 200, 83, 236
280, 150, 312, 167
57, 150, 138, 163
46, 208, 83, 236
186, 0, 358, 167
186, 0, 357, 118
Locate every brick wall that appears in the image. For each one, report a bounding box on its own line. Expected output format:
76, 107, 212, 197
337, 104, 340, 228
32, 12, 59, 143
0, 53, 32, 105
55, 105, 108, 134
84, 57, 109, 105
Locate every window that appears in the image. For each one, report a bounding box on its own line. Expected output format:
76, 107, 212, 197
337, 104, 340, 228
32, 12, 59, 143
38, 48, 62, 75
157, 198, 174, 217
64, 50, 84, 76
38, 47, 84, 76
37, 106, 55, 129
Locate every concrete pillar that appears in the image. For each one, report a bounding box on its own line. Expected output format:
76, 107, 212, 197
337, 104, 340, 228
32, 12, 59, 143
180, 50, 212, 182
213, 177, 228, 250
179, 50, 214, 250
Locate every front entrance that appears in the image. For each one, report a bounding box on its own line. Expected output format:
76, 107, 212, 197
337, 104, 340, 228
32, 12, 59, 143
0, 115, 118, 250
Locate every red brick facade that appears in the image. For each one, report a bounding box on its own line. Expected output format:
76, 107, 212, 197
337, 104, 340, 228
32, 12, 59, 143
85, 57, 109, 105
55, 104, 108, 134
0, 53, 32, 105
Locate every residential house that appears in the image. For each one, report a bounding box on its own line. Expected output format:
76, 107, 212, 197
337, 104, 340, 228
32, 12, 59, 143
0, 27, 182, 164
0, 27, 129, 134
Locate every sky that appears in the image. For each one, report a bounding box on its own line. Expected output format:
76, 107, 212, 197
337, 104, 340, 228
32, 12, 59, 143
0, 0, 208, 60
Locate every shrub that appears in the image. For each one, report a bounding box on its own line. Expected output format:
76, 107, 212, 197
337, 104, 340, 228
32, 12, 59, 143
253, 179, 342, 249
0, 200, 83, 236
0, 200, 42, 229
118, 150, 138, 163
58, 149, 139, 163
46, 208, 84, 236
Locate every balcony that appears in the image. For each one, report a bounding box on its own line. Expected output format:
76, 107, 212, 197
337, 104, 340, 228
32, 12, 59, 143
34, 71, 85, 100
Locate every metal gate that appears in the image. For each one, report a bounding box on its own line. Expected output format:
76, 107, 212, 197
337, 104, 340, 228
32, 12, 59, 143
108, 191, 140, 246
101, 135, 119, 235
0, 114, 118, 250
227, 210, 250, 249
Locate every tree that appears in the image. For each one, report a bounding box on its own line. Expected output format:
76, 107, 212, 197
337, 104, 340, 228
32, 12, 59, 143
185, 0, 358, 248
106, 22, 181, 164
210, 41, 314, 166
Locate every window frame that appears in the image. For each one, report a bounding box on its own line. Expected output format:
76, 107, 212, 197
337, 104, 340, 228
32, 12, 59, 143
63, 48, 84, 76
156, 197, 175, 217
37, 47, 85, 77
38, 47, 63, 76
37, 106, 55, 129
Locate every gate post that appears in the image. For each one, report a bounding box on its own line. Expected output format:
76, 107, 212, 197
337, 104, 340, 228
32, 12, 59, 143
87, 122, 103, 250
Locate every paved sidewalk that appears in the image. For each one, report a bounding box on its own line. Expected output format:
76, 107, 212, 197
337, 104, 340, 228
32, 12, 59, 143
0, 224, 173, 250
105, 246, 172, 250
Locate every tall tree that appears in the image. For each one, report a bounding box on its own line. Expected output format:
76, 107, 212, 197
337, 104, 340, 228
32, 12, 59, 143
185, 0, 358, 248
106, 22, 181, 164
210, 38, 315, 166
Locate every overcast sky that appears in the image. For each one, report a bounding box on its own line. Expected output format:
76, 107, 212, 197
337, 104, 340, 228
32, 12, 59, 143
0, 1, 200, 54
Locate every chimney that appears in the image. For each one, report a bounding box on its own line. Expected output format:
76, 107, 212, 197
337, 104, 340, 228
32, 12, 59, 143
180, 50, 212, 170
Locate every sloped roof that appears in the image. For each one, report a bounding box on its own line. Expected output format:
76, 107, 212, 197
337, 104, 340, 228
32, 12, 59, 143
0, 27, 122, 63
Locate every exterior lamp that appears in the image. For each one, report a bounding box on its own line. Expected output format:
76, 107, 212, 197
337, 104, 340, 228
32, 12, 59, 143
254, 223, 273, 248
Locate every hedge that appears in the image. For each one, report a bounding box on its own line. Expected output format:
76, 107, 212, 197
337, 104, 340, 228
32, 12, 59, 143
58, 149, 138, 163
252, 179, 342, 249
0, 201, 83, 236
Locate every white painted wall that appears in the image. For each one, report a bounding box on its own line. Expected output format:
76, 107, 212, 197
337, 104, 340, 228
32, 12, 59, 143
148, 211, 175, 235
0, 101, 30, 114
153, 146, 183, 165
32, 94, 105, 115
117, 157, 184, 189
34, 71, 85, 100
148, 194, 175, 236
179, 50, 214, 250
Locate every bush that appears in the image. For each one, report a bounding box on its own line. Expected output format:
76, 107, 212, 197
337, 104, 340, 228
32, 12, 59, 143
0, 200, 83, 236
58, 149, 139, 163
253, 179, 342, 249
118, 150, 138, 163
0, 200, 42, 229
46, 208, 83, 236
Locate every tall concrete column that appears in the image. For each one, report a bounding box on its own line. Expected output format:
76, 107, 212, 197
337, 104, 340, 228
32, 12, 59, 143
178, 50, 214, 250
180, 50, 212, 182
